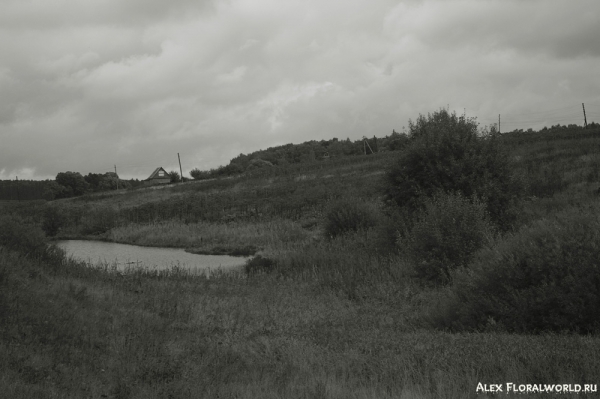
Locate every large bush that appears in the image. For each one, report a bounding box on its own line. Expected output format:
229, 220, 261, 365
0, 215, 65, 271
399, 193, 495, 285
41, 206, 67, 237
432, 205, 600, 333
324, 199, 378, 238
385, 109, 520, 229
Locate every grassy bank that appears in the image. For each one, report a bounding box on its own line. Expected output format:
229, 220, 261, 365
3, 123, 600, 397
105, 219, 313, 256
2, 242, 599, 398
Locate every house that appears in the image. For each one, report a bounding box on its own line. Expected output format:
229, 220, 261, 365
145, 167, 171, 185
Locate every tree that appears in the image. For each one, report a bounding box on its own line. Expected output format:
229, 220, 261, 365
190, 168, 211, 180
42, 181, 66, 200
55, 171, 89, 197
384, 109, 521, 229
168, 170, 181, 183
84, 173, 103, 191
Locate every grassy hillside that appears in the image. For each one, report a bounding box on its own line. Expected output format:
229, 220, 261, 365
2, 120, 600, 398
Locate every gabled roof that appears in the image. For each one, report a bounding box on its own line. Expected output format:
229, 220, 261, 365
146, 167, 170, 180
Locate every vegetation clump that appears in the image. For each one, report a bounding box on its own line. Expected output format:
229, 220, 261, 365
41, 206, 66, 237
398, 193, 494, 285
432, 205, 600, 333
0, 215, 48, 258
385, 109, 521, 230
324, 199, 378, 238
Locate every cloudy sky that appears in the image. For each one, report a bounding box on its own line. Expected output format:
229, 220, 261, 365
1, 0, 599, 180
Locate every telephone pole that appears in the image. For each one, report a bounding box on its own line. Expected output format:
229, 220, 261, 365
114, 165, 119, 190
178, 153, 183, 183
498, 114, 501, 134
582, 103, 588, 129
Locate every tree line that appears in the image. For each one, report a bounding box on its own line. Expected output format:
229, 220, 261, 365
0, 172, 144, 201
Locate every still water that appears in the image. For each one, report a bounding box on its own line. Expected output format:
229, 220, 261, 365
57, 240, 246, 273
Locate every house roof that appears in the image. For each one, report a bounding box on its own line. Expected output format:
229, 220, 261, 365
146, 167, 170, 180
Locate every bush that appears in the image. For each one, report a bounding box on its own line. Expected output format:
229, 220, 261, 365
432, 205, 600, 333
0, 215, 48, 257
399, 193, 495, 285
324, 199, 378, 238
384, 109, 521, 230
41, 206, 66, 237
0, 214, 66, 272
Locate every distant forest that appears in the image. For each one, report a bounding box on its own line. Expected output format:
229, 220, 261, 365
1, 122, 597, 201
0, 172, 144, 201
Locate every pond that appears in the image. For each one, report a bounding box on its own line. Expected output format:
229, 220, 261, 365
56, 240, 247, 274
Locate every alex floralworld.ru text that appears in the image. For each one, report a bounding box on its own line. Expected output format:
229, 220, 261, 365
477, 383, 598, 394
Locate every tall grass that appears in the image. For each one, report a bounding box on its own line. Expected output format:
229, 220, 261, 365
4, 126, 600, 396
106, 219, 312, 255
3, 242, 600, 398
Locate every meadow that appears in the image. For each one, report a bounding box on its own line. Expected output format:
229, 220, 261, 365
2, 118, 600, 398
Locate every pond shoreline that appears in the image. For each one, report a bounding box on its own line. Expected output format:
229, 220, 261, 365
51, 234, 257, 257
56, 239, 249, 273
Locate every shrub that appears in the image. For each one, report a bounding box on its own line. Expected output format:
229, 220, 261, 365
324, 199, 378, 238
432, 205, 600, 333
0, 215, 48, 257
384, 109, 521, 230
41, 206, 66, 237
399, 193, 495, 285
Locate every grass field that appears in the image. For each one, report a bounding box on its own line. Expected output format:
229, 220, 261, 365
2, 125, 600, 398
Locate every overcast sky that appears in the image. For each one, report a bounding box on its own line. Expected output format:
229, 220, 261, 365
1, 0, 599, 180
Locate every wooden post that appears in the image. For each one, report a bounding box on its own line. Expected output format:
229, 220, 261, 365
178, 153, 183, 183
364, 139, 374, 155
582, 103, 588, 129
498, 114, 501, 134
114, 165, 119, 190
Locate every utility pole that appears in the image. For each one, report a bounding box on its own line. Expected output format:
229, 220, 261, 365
362, 137, 374, 155
498, 114, 501, 134
114, 165, 119, 190
178, 153, 183, 183
582, 103, 588, 129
